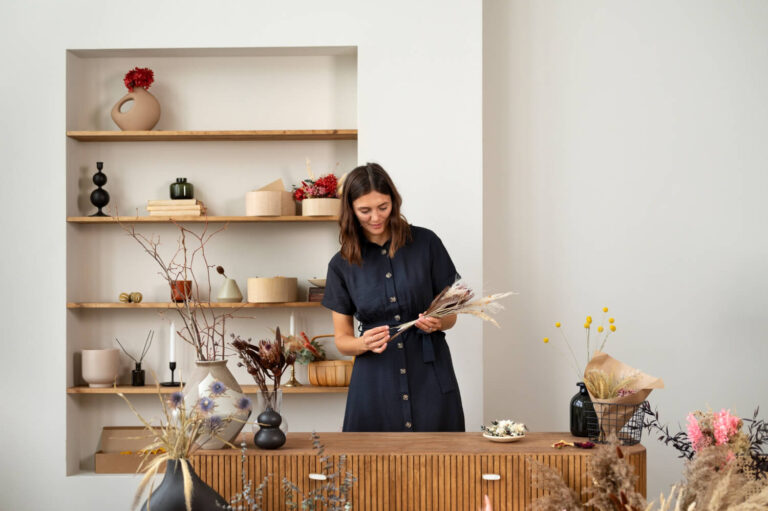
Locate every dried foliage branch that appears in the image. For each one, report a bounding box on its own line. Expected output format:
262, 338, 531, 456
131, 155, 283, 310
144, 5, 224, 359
585, 436, 647, 511
120, 218, 235, 360
230, 327, 296, 405
389, 281, 514, 341
527, 457, 582, 511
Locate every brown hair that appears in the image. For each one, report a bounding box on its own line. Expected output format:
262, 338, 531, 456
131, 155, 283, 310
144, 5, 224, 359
338, 163, 412, 265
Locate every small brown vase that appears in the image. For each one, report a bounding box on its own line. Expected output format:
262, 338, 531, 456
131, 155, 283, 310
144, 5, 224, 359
170, 280, 192, 302
111, 86, 161, 131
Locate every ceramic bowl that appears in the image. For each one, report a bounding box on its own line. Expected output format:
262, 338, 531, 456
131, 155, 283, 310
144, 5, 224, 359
482, 433, 525, 443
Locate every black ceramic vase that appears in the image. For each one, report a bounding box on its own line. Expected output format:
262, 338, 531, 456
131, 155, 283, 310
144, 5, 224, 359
89, 161, 110, 217
140, 459, 226, 511
254, 408, 286, 449
570, 382, 594, 437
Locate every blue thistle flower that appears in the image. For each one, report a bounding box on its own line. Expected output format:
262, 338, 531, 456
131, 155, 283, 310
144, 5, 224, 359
209, 381, 227, 396
168, 392, 184, 409
198, 397, 215, 413
235, 396, 252, 412
204, 415, 224, 433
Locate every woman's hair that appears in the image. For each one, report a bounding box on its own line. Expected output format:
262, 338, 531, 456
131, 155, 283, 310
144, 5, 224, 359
338, 162, 412, 265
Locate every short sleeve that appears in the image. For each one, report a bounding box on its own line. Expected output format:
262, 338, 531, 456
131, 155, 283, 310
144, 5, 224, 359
430, 232, 461, 295
322, 258, 356, 315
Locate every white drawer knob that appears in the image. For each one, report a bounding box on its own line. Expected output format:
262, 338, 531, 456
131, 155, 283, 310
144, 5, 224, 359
309, 473, 327, 481
482, 474, 501, 481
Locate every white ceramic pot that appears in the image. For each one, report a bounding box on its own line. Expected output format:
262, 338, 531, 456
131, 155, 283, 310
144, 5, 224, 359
301, 198, 341, 217
82, 349, 120, 388
216, 278, 243, 303
183, 360, 251, 449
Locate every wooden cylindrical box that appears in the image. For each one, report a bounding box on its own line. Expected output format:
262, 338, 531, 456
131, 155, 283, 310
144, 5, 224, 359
308, 360, 353, 386
246, 277, 298, 303
301, 198, 341, 217
245, 190, 295, 216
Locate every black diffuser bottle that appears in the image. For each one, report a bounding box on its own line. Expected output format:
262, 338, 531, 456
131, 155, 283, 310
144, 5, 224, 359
89, 161, 110, 216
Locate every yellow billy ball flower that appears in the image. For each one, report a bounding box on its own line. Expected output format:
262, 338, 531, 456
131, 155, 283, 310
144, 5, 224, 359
603, 307, 608, 313
609, 318, 615, 324
610, 325, 616, 332
597, 326, 604, 333
586, 316, 593, 323
584, 323, 589, 328
543, 337, 550, 343
555, 322, 561, 328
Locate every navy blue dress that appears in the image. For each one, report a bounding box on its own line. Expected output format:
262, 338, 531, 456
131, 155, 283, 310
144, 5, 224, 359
322, 226, 465, 432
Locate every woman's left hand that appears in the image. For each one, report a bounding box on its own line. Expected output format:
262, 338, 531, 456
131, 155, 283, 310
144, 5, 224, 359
415, 313, 442, 334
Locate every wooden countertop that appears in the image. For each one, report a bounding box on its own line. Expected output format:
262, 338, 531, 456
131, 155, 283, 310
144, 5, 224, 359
201, 432, 645, 457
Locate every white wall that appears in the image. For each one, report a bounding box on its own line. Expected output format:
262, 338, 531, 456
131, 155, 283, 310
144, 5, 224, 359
0, 1, 482, 508
484, 0, 768, 501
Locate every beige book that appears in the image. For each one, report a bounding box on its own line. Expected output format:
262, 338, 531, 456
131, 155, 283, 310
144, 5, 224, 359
147, 199, 199, 207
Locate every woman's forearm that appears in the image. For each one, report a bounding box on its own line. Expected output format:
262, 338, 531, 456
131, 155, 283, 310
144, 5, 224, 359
440, 314, 457, 331
335, 333, 366, 356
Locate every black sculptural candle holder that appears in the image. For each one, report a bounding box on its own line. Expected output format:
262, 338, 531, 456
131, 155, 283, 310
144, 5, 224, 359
89, 161, 110, 217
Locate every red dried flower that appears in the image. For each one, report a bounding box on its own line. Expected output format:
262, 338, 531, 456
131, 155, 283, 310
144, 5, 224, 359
293, 174, 338, 202
123, 67, 155, 91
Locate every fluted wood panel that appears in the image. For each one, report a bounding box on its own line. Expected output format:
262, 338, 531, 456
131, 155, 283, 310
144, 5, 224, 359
190, 433, 646, 510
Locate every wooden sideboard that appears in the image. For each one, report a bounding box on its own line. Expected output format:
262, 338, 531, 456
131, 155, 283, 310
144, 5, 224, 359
190, 432, 646, 510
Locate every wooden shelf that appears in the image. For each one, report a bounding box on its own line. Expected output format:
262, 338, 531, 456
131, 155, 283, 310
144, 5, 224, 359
67, 301, 323, 310
67, 215, 338, 224
66, 129, 357, 142
67, 385, 347, 395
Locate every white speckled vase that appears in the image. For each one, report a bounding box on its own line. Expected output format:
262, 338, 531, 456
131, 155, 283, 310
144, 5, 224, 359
183, 360, 251, 449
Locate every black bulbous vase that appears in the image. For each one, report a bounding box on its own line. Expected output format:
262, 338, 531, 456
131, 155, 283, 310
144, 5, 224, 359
570, 382, 595, 437
140, 459, 226, 511
89, 161, 110, 217
254, 407, 286, 449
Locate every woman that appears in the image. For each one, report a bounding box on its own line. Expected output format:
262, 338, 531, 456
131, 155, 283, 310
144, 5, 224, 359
322, 163, 465, 432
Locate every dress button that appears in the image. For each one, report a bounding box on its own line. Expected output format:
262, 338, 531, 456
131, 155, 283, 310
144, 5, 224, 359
394, 314, 401, 321
390, 296, 397, 303
403, 394, 409, 401
385, 272, 392, 279
405, 421, 412, 428
397, 342, 403, 349
400, 368, 406, 374
381, 249, 387, 255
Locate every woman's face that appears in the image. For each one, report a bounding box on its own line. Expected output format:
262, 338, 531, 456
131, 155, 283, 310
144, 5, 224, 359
352, 191, 392, 239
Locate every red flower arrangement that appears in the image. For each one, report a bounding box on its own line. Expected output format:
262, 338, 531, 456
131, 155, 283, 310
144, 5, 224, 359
293, 174, 339, 202
123, 67, 155, 91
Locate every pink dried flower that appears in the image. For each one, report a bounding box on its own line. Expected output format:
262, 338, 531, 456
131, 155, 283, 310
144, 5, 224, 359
713, 409, 742, 446
687, 413, 711, 452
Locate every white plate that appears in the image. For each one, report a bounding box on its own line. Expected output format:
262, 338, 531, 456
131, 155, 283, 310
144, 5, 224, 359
308, 278, 326, 287
482, 433, 525, 443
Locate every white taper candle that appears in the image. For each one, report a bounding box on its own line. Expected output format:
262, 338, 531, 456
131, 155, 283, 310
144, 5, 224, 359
169, 321, 176, 362
290, 311, 295, 337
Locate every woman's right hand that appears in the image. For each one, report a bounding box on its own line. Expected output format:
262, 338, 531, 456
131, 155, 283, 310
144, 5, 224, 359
361, 325, 390, 354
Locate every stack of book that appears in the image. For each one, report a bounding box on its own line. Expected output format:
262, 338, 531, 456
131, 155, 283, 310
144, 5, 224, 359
308, 286, 325, 302
146, 199, 206, 217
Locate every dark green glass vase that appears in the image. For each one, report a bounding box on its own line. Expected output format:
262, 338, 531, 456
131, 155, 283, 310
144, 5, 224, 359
570, 382, 594, 437
170, 177, 194, 199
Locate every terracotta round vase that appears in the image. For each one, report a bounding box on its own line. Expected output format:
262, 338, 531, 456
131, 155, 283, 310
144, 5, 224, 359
183, 360, 251, 449
111, 86, 161, 131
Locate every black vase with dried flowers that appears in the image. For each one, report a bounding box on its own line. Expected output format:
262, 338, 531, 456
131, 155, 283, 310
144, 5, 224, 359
231, 326, 296, 449
116, 330, 154, 386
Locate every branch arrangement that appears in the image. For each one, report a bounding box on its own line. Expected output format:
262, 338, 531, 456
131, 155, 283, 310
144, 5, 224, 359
120, 218, 245, 361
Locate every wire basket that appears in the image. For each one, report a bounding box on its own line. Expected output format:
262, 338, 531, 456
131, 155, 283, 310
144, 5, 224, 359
586, 400, 648, 445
